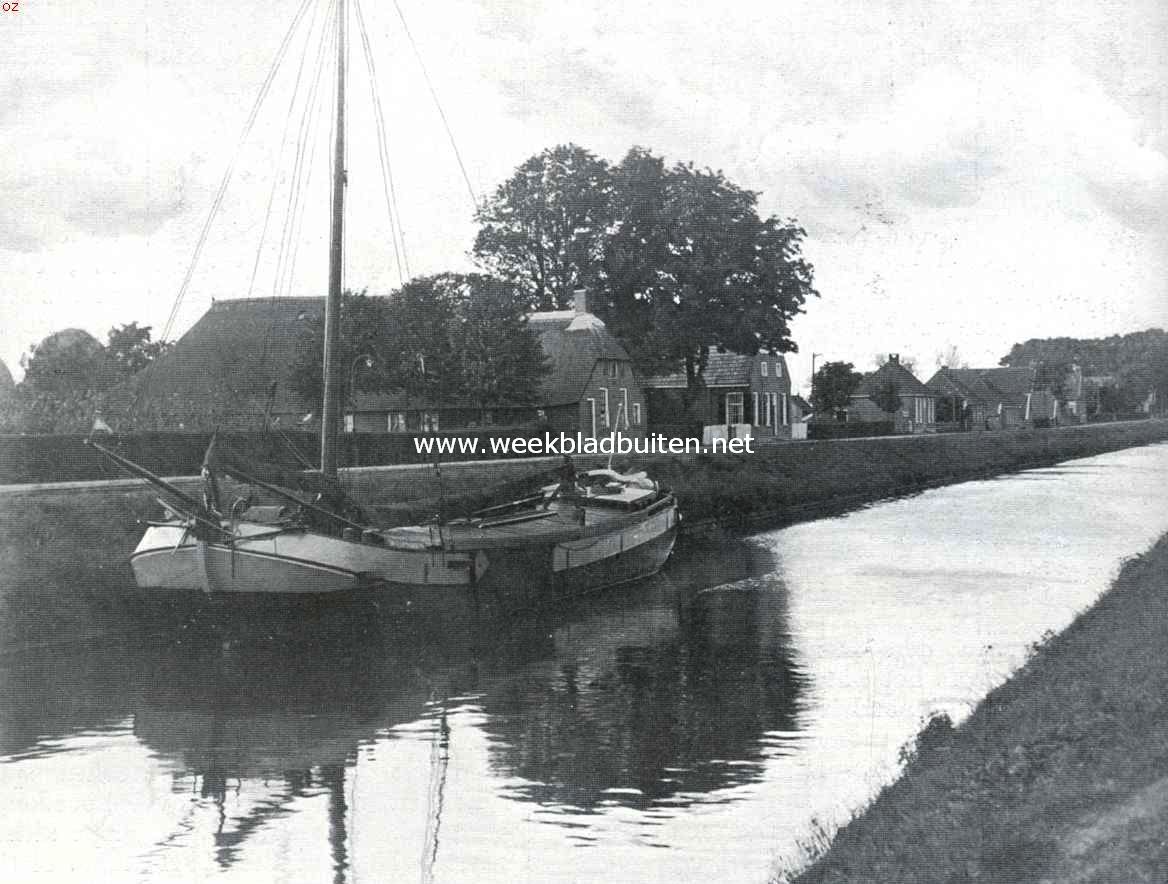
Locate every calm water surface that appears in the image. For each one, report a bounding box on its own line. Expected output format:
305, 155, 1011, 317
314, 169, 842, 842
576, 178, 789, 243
2, 443, 1167, 883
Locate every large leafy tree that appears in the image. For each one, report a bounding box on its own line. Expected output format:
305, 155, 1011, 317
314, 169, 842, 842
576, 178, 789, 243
811, 361, 863, 416
288, 290, 399, 408
10, 323, 170, 432
289, 276, 548, 419
474, 144, 817, 386
452, 274, 549, 416
473, 145, 614, 311
20, 329, 116, 398
106, 322, 171, 375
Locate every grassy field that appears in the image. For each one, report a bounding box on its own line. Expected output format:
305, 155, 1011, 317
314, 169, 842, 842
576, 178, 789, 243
783, 532, 1168, 884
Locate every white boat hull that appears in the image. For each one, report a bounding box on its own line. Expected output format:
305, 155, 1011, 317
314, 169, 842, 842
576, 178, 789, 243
129, 499, 679, 601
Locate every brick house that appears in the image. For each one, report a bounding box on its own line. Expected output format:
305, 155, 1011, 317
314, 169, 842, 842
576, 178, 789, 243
347, 290, 645, 439
644, 350, 795, 443
847, 354, 938, 433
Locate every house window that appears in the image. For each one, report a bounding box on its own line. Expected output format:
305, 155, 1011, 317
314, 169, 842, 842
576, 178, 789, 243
762, 393, 771, 427
752, 392, 759, 425
620, 388, 629, 428
388, 412, 407, 432
726, 392, 744, 425
633, 402, 642, 425
774, 361, 783, 378
422, 412, 439, 432
599, 387, 609, 427
344, 414, 355, 433
781, 393, 788, 426
586, 398, 597, 437
608, 361, 619, 378
761, 361, 768, 377
483, 410, 495, 426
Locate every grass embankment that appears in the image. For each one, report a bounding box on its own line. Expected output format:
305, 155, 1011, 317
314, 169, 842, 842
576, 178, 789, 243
2, 421, 1164, 654
653, 420, 1168, 532
0, 487, 157, 653
784, 532, 1168, 884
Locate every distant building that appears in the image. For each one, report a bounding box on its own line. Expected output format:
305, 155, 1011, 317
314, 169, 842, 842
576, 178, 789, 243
925, 365, 1057, 429
643, 350, 795, 444
525, 290, 646, 439
848, 354, 938, 433
119, 291, 645, 439
107, 297, 323, 430
345, 289, 643, 439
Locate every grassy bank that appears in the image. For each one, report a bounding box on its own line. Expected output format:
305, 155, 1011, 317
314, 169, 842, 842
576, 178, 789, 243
0, 486, 159, 653
654, 419, 1168, 532
2, 421, 1165, 654
784, 532, 1168, 884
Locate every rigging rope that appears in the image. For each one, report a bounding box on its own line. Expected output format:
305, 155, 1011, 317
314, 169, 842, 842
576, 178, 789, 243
272, 0, 337, 304
390, 0, 479, 212
158, 0, 316, 343
248, 0, 327, 301
353, 0, 408, 285
253, 0, 331, 410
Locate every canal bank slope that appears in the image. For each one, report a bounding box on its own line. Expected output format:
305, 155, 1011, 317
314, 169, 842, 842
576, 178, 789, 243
785, 531, 1168, 884
2, 421, 1166, 654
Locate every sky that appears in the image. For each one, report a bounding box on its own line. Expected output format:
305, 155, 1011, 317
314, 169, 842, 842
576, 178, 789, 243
2, 0, 1166, 394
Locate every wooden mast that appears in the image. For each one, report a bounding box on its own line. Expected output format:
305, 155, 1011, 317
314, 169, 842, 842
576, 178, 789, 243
320, 0, 347, 477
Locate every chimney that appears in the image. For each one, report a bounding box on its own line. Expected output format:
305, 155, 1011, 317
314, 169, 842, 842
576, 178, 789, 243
888, 353, 899, 365
572, 288, 588, 315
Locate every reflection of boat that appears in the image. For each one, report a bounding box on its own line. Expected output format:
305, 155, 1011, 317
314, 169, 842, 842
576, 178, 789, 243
88, 0, 679, 602
1, 549, 806, 877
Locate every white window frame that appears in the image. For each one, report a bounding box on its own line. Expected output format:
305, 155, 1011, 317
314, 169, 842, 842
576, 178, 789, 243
781, 393, 788, 426
633, 402, 642, 425
752, 392, 759, 426
774, 360, 783, 378
599, 387, 609, 427
586, 398, 597, 437
344, 414, 355, 433
726, 392, 744, 425
760, 361, 768, 377
620, 387, 629, 428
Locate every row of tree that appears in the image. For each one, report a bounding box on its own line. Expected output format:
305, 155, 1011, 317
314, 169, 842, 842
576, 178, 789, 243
3, 143, 817, 433
294, 144, 817, 411
1000, 330, 1168, 412
0, 324, 171, 433
287, 277, 548, 415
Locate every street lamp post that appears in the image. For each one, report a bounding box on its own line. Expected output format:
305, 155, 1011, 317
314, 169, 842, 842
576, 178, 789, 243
348, 353, 374, 423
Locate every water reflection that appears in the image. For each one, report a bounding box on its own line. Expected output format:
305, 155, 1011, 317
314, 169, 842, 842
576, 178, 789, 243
480, 578, 809, 811
0, 536, 792, 879
9, 446, 1164, 882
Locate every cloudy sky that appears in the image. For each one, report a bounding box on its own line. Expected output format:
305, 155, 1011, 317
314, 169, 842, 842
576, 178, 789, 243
2, 0, 1165, 392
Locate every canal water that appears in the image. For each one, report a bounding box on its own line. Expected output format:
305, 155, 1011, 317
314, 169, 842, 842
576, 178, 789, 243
2, 443, 1167, 883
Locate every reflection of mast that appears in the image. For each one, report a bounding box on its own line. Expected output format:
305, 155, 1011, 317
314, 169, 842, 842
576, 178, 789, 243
322, 763, 350, 884
419, 701, 451, 884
